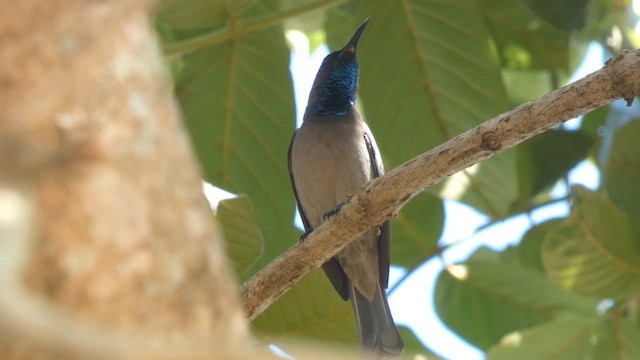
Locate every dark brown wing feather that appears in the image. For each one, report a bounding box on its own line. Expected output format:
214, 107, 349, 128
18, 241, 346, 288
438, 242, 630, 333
364, 132, 391, 289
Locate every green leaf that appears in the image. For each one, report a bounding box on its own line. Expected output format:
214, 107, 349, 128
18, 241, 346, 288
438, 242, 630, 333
155, 0, 252, 29
605, 120, 640, 220
253, 270, 356, 346
487, 313, 640, 360
542, 187, 640, 299
522, 0, 590, 31
391, 193, 444, 268
486, 314, 598, 360
327, 0, 516, 219
434, 255, 598, 349
216, 196, 263, 275
172, 2, 299, 274
515, 129, 594, 209
592, 315, 640, 359
517, 220, 562, 273
481, 0, 570, 70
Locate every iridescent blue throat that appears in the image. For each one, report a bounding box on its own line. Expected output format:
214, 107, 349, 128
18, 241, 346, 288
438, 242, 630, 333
311, 64, 358, 116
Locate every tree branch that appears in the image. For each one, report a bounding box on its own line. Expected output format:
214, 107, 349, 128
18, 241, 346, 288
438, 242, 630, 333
240, 49, 640, 321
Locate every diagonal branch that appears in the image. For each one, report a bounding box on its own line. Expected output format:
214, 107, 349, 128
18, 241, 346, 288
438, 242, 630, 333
240, 49, 640, 321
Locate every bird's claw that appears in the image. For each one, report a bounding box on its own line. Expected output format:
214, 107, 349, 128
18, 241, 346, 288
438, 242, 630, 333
299, 231, 311, 243
323, 202, 345, 221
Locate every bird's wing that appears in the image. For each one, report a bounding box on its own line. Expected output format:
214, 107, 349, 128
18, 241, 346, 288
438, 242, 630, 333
364, 131, 384, 177
364, 131, 391, 289
288, 129, 350, 300
287, 129, 312, 233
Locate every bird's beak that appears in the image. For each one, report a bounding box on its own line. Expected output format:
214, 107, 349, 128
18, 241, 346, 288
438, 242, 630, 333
341, 18, 370, 56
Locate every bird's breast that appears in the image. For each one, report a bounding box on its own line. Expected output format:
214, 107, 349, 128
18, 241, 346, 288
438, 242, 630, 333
291, 118, 372, 229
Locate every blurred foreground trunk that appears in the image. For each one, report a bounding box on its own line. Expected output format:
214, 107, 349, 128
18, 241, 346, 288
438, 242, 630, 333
0, 1, 248, 358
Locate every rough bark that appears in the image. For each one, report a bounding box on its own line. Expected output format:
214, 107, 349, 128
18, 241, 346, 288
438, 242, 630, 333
0, 0, 247, 358
240, 49, 640, 320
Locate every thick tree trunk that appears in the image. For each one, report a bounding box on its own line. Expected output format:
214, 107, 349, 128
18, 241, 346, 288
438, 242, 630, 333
0, 1, 247, 358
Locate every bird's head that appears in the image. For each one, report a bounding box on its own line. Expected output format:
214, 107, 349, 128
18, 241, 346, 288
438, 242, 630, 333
306, 18, 369, 117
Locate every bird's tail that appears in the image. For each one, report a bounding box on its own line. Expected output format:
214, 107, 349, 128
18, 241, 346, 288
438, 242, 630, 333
350, 282, 404, 357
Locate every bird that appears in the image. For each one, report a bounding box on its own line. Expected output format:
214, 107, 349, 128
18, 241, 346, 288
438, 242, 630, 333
287, 18, 404, 357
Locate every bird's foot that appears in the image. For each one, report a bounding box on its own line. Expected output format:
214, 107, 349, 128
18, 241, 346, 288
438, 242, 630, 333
323, 202, 345, 221
299, 231, 311, 243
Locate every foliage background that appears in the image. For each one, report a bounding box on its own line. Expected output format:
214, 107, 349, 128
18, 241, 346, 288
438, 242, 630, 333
156, 0, 640, 358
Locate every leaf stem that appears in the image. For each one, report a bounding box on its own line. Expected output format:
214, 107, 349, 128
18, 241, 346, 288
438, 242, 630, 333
163, 0, 349, 57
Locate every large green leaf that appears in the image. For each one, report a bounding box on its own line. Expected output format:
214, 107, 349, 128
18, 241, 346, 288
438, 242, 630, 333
542, 187, 640, 299
486, 314, 598, 360
515, 129, 594, 210
391, 193, 444, 269
481, 0, 570, 70
487, 313, 640, 360
327, 0, 515, 219
216, 196, 263, 275
172, 2, 298, 270
434, 255, 598, 349
605, 120, 640, 220
252, 270, 356, 346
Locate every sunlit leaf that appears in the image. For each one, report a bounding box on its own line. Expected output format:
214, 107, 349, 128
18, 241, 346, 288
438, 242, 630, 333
435, 254, 598, 349
486, 314, 597, 360
481, 0, 570, 70
488, 312, 640, 360
543, 187, 640, 299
